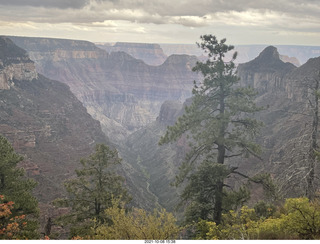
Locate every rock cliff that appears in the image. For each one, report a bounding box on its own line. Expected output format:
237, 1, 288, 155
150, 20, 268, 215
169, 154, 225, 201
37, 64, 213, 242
8, 36, 199, 143
0, 37, 37, 89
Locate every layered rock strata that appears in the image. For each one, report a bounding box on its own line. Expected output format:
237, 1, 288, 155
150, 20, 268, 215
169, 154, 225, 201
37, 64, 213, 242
9, 36, 199, 143
0, 37, 37, 89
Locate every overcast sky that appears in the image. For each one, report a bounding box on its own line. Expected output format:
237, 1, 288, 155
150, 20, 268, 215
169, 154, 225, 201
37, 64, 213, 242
0, 0, 319, 45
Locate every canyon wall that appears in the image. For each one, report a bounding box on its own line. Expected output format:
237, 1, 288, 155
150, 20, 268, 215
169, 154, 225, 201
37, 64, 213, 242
9, 36, 199, 143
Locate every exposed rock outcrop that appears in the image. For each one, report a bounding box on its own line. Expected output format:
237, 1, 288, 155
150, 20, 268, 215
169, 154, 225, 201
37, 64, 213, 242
237, 46, 296, 94
0, 37, 37, 89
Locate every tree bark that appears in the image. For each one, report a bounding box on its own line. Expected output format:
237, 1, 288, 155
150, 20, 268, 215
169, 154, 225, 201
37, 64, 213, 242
214, 84, 226, 224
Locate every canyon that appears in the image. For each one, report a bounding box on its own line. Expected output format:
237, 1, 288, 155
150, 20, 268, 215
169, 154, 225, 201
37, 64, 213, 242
9, 36, 199, 144
1, 35, 320, 228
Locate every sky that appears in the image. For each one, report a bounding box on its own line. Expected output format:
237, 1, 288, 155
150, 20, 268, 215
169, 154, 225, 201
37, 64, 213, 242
0, 0, 319, 45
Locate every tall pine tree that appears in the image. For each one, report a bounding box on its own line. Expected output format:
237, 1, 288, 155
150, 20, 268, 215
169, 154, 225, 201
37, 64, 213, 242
54, 144, 131, 238
160, 35, 262, 224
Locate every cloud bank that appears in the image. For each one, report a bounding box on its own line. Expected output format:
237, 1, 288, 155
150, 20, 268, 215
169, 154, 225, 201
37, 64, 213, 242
0, 0, 319, 44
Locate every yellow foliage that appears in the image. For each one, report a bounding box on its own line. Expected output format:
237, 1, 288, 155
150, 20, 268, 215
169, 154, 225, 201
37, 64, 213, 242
197, 198, 320, 240
91, 199, 180, 240
282, 198, 320, 239
205, 222, 219, 240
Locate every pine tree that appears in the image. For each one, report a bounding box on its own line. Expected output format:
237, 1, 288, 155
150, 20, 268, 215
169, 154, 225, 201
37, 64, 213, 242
0, 134, 39, 239
160, 35, 262, 224
54, 144, 131, 238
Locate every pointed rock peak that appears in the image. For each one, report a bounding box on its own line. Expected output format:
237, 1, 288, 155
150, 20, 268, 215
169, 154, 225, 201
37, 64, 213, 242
239, 45, 296, 73
257, 46, 280, 61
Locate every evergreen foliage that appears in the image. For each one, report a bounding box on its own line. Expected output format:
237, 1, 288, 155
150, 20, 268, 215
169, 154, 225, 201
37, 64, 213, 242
0, 135, 39, 239
159, 35, 263, 224
54, 144, 131, 238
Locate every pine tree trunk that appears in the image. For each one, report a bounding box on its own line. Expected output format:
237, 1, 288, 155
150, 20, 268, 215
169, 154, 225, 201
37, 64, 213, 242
214, 180, 223, 224
213, 87, 226, 225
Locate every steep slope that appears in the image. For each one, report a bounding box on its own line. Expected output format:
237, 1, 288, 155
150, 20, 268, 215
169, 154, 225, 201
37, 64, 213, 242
9, 36, 199, 144
238, 47, 320, 197
266, 57, 320, 196
0, 36, 108, 203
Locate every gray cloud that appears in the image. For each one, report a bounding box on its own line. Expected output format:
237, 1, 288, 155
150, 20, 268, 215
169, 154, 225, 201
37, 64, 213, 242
90, 0, 320, 17
0, 0, 319, 24
0, 0, 88, 9
0, 0, 318, 36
